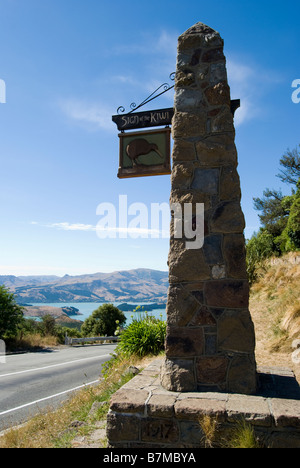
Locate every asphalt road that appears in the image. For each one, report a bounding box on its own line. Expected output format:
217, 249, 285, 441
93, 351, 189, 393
0, 344, 117, 431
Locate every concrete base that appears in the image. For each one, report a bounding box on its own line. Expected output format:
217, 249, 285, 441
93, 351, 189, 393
107, 358, 300, 448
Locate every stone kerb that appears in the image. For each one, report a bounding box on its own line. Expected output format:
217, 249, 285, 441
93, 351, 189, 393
160, 22, 257, 394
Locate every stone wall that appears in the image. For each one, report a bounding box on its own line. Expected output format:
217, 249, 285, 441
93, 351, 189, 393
160, 22, 257, 394
107, 359, 300, 448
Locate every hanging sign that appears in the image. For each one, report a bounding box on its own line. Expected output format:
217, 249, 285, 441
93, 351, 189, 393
117, 128, 171, 179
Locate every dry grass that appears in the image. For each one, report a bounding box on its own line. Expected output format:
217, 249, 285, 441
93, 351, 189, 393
198, 415, 261, 448
250, 252, 300, 382
7, 334, 59, 352
199, 414, 219, 448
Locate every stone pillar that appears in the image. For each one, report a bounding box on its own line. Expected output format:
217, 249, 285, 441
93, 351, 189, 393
160, 23, 257, 395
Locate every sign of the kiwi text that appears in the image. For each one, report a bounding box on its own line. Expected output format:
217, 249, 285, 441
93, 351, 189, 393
112, 108, 174, 132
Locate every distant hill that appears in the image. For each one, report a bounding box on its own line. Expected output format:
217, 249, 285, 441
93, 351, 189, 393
0, 269, 169, 303
0, 275, 60, 289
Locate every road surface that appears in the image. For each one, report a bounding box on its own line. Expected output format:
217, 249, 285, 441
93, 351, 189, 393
0, 344, 117, 431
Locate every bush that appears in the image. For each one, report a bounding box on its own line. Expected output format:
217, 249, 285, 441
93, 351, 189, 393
81, 304, 126, 337
246, 230, 278, 284
0, 285, 24, 339
116, 313, 166, 357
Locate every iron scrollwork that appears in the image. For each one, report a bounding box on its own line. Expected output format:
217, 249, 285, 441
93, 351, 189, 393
117, 73, 175, 115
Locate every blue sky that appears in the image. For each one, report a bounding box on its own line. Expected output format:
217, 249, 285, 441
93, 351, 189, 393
0, 0, 299, 276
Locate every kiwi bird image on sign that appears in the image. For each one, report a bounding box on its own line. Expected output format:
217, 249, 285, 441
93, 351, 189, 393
126, 139, 165, 167
118, 128, 171, 179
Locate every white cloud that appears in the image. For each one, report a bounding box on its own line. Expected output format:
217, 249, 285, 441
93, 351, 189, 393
31, 221, 96, 231
59, 99, 115, 131
227, 59, 259, 126
31, 221, 169, 238
46, 222, 97, 231
227, 57, 283, 126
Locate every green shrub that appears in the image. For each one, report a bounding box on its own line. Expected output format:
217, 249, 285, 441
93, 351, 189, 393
246, 230, 278, 284
227, 420, 261, 448
116, 313, 166, 357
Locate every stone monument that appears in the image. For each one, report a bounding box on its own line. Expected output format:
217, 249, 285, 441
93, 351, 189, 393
160, 22, 257, 394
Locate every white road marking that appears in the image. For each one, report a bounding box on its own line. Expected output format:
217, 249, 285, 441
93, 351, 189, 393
0, 354, 111, 378
0, 380, 100, 416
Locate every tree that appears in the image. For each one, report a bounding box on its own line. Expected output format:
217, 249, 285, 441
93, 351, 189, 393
81, 304, 126, 337
0, 285, 24, 339
253, 144, 300, 251
253, 189, 291, 237
248, 144, 300, 281
277, 181, 300, 251
277, 144, 300, 186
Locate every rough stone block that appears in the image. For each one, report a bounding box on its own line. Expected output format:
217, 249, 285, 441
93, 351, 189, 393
165, 326, 204, 357
210, 62, 228, 84
202, 47, 225, 63
171, 162, 194, 189
220, 166, 241, 201
174, 88, 205, 112
203, 234, 223, 264
110, 389, 149, 414
195, 136, 237, 166
211, 107, 234, 133
218, 309, 256, 353
223, 234, 247, 278
147, 394, 177, 418
169, 246, 211, 283
175, 397, 227, 421
166, 283, 200, 327
160, 358, 196, 392
227, 354, 257, 394
204, 82, 230, 106
191, 168, 219, 193
188, 305, 216, 326
271, 398, 300, 428
210, 201, 245, 233
172, 139, 196, 162
106, 413, 140, 442
226, 394, 272, 427
172, 111, 207, 138
196, 356, 228, 385
141, 418, 179, 444
179, 421, 204, 446
204, 280, 249, 308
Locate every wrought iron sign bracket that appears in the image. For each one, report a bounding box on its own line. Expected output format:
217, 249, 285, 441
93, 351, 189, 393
116, 72, 175, 116
112, 73, 175, 133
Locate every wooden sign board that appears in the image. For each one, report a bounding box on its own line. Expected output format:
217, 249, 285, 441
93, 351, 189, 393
112, 108, 174, 132
117, 128, 171, 179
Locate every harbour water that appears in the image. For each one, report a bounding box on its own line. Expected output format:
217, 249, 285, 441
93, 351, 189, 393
29, 302, 166, 326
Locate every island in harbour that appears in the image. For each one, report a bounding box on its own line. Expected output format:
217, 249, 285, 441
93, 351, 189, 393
116, 303, 166, 312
